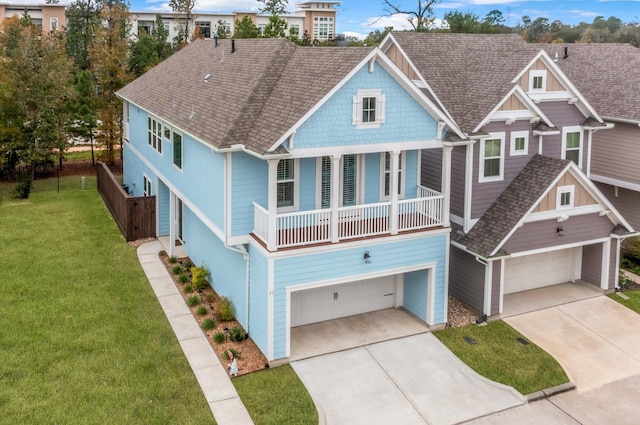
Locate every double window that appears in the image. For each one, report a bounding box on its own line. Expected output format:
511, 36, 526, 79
479, 132, 505, 182
319, 155, 359, 208
148, 117, 162, 154
381, 152, 404, 200
563, 126, 582, 167
313, 16, 334, 40
352, 90, 385, 129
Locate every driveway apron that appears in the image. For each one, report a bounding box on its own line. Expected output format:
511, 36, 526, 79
292, 333, 524, 425
505, 296, 640, 391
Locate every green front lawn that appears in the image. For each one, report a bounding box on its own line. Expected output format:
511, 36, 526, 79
434, 320, 568, 395
608, 291, 640, 313
234, 365, 317, 425
0, 189, 215, 424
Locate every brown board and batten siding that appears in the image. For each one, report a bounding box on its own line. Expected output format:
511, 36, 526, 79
501, 213, 613, 254
384, 43, 418, 81
449, 245, 485, 313
533, 173, 596, 212
581, 243, 603, 286
470, 121, 537, 219
595, 182, 640, 231
591, 122, 640, 184
536, 102, 589, 169
516, 59, 566, 93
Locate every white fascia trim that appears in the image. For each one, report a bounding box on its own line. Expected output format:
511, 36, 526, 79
524, 204, 605, 223
126, 141, 226, 242
227, 235, 251, 246
508, 237, 609, 258
288, 139, 443, 158
473, 85, 554, 133
590, 174, 640, 193
601, 116, 640, 126
450, 213, 464, 226
267, 258, 275, 361
225, 152, 232, 242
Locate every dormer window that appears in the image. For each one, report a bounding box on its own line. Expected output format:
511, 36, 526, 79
529, 70, 547, 92
353, 89, 385, 129
557, 185, 574, 209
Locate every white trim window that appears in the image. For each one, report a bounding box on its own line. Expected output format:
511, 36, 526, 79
313, 16, 334, 40
173, 132, 183, 169
277, 159, 298, 211
50, 17, 58, 31
557, 185, 574, 209
380, 152, 404, 200
510, 130, 529, 156
352, 89, 385, 129
148, 117, 163, 154
479, 132, 505, 182
562, 126, 583, 168
143, 175, 152, 197
529, 69, 547, 92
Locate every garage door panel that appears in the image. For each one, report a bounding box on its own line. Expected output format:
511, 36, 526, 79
291, 276, 395, 327
504, 248, 577, 294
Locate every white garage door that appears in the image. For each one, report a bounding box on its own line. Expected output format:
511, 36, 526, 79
290, 276, 395, 327
504, 248, 578, 294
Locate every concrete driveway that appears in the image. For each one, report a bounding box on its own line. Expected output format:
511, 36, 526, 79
291, 333, 524, 425
505, 296, 640, 391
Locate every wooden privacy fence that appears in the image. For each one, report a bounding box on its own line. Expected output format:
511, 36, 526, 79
96, 162, 156, 241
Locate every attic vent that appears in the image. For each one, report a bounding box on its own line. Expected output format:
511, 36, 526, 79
204, 73, 212, 82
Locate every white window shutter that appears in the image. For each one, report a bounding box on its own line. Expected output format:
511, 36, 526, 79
352, 95, 359, 126
378, 94, 386, 124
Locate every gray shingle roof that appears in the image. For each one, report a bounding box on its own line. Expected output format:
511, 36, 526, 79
390, 33, 538, 133
117, 39, 374, 155
537, 43, 640, 122
463, 155, 571, 257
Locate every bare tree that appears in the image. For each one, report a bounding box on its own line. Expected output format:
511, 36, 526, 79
169, 0, 197, 46
381, 0, 440, 32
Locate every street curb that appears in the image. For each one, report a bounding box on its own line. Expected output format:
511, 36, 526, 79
526, 382, 575, 402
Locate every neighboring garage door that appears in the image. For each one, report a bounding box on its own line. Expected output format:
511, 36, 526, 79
290, 276, 395, 327
504, 248, 578, 294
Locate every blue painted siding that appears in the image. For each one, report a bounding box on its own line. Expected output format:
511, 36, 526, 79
271, 233, 448, 358
299, 158, 317, 210
405, 150, 418, 196
123, 142, 154, 197
182, 206, 248, 330
364, 153, 381, 204
231, 152, 267, 237
404, 269, 428, 321
248, 246, 269, 356
293, 65, 440, 148
157, 180, 170, 236
126, 104, 225, 232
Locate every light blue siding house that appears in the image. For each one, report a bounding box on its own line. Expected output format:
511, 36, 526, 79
117, 38, 464, 361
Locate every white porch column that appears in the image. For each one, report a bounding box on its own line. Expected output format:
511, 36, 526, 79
330, 154, 341, 243
267, 159, 278, 251
441, 145, 453, 227
169, 191, 176, 257
390, 150, 400, 235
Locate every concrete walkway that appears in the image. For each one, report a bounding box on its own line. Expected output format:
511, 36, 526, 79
137, 241, 253, 425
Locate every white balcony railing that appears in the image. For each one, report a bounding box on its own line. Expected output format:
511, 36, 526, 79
253, 185, 444, 250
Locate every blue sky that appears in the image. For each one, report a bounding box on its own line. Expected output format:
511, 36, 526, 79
14, 0, 640, 38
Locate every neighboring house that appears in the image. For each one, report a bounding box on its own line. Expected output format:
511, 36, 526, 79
130, 0, 339, 42
116, 38, 464, 362
381, 33, 634, 318
538, 43, 640, 230
0, 2, 65, 32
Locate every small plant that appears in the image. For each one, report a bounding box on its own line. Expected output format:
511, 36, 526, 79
213, 332, 226, 344
191, 265, 210, 291
219, 296, 234, 321
186, 295, 200, 307
168, 256, 178, 264
205, 293, 215, 303
183, 260, 193, 269
183, 285, 193, 293
201, 318, 216, 330
171, 265, 182, 274
159, 250, 167, 256
223, 348, 240, 360
196, 306, 207, 316
178, 273, 189, 284
230, 326, 244, 342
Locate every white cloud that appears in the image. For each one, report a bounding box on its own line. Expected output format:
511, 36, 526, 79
342, 31, 367, 40
361, 14, 420, 31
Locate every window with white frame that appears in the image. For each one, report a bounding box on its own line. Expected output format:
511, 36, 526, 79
173, 132, 183, 169
313, 16, 334, 39
556, 185, 574, 209
529, 69, 547, 92
143, 175, 152, 197
50, 17, 58, 31
277, 159, 296, 210
510, 130, 529, 156
148, 117, 163, 154
381, 152, 404, 200
352, 90, 385, 129
258, 24, 266, 35
479, 132, 505, 182
562, 126, 582, 167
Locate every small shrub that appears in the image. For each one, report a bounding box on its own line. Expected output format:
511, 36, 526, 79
186, 295, 200, 307
168, 256, 178, 264
183, 285, 193, 293
223, 348, 240, 360
230, 326, 244, 342
196, 306, 207, 316
219, 297, 234, 321
13, 171, 32, 199
205, 293, 215, 303
213, 332, 226, 344
201, 318, 216, 330
178, 273, 189, 284
191, 265, 210, 291
171, 265, 182, 274
184, 260, 193, 269
159, 250, 167, 256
